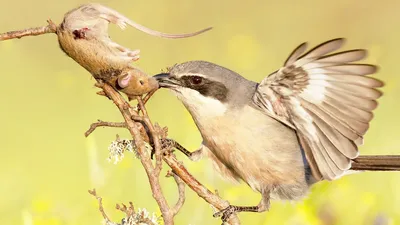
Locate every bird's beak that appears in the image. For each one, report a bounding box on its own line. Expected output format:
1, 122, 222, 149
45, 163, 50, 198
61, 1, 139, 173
153, 73, 181, 89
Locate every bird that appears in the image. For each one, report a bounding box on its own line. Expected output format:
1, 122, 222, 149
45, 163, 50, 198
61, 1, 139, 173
56, 3, 212, 98
153, 38, 400, 221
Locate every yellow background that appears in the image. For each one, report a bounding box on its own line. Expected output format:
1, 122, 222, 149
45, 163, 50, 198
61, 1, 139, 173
1, 0, 400, 224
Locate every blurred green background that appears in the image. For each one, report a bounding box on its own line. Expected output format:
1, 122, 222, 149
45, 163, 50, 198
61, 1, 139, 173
1, 0, 400, 224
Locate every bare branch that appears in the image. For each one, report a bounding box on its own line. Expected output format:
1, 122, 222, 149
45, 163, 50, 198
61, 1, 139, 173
85, 120, 127, 137
98, 82, 240, 224
0, 20, 56, 41
137, 96, 163, 176
100, 83, 173, 224
163, 155, 240, 225
167, 170, 186, 216
0, 13, 239, 224
99, 82, 240, 224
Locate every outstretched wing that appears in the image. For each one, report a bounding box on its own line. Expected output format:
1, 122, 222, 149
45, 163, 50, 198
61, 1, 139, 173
253, 38, 383, 181
62, 3, 212, 39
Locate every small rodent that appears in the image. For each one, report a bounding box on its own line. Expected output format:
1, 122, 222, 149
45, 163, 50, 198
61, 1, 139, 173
56, 3, 211, 97
111, 67, 159, 100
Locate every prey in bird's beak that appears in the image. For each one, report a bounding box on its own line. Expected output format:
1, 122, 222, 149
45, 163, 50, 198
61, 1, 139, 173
154, 73, 181, 89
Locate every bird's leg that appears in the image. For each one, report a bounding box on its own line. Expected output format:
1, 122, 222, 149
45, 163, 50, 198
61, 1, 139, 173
214, 189, 271, 222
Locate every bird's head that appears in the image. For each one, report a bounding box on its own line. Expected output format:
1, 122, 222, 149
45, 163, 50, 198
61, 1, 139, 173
154, 61, 257, 118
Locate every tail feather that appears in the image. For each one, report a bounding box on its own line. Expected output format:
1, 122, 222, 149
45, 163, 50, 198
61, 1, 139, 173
351, 155, 400, 171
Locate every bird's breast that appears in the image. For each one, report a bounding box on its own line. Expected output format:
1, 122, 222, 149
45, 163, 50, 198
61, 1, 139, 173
194, 105, 307, 193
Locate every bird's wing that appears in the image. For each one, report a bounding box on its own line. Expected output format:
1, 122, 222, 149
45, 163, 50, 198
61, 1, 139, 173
62, 3, 212, 39
253, 38, 383, 181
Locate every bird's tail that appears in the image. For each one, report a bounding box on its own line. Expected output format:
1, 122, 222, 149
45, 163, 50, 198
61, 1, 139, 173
351, 155, 400, 171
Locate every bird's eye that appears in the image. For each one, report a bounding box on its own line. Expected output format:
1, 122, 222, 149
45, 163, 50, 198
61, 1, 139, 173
190, 76, 203, 85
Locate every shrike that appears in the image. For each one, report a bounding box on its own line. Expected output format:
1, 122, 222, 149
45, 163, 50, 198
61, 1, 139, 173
154, 38, 400, 221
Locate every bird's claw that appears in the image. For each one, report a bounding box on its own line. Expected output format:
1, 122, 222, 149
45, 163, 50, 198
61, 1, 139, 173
213, 205, 236, 222
160, 138, 175, 156
150, 138, 175, 159
161, 138, 175, 150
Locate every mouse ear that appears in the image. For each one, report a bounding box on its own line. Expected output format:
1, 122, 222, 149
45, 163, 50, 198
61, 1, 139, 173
117, 73, 131, 89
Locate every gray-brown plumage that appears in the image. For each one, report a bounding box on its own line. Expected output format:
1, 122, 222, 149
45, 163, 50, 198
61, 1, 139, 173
56, 3, 212, 98
154, 38, 400, 220
253, 38, 383, 181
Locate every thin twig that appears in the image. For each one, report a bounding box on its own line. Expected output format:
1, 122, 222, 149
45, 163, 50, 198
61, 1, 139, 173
138, 90, 157, 113
0, 21, 56, 41
88, 189, 111, 223
137, 96, 163, 176
167, 171, 186, 216
85, 120, 127, 137
116, 201, 135, 218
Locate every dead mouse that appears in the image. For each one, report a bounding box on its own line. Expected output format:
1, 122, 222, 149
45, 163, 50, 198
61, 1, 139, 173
56, 3, 212, 97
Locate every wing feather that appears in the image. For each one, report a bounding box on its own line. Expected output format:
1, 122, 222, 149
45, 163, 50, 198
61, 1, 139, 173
254, 38, 383, 180
285, 42, 308, 66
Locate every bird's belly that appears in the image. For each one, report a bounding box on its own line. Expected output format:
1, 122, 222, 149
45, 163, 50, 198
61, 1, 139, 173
198, 105, 310, 199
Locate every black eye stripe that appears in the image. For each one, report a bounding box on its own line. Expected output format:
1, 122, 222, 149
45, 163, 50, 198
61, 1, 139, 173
181, 75, 203, 86
180, 75, 228, 102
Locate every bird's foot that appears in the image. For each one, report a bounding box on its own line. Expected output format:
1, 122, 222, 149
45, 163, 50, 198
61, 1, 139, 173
150, 138, 175, 159
213, 205, 260, 222
160, 138, 176, 156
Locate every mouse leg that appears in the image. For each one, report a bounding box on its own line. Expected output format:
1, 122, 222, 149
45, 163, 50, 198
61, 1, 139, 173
107, 41, 140, 62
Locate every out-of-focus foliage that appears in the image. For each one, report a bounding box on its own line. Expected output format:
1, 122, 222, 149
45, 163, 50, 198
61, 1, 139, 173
1, 0, 400, 224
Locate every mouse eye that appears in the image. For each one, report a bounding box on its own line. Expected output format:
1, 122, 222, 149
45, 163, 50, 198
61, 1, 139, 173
190, 76, 203, 85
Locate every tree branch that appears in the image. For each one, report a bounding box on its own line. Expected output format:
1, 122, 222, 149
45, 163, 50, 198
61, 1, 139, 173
137, 96, 163, 176
163, 155, 240, 225
85, 120, 127, 137
90, 82, 240, 224
1, 14, 240, 224
0, 20, 56, 41
167, 170, 186, 216
98, 81, 174, 224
